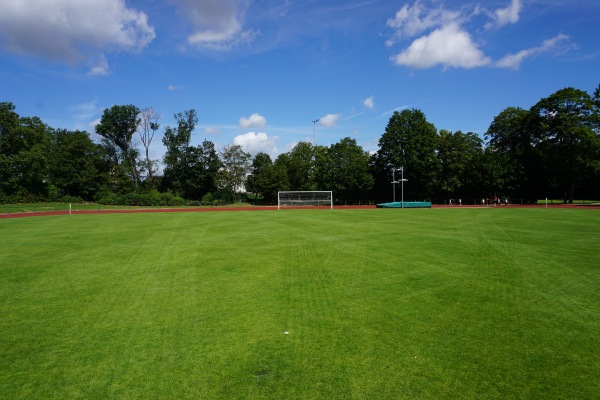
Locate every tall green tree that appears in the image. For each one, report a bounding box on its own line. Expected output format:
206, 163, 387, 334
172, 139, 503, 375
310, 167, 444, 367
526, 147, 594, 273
48, 129, 106, 200
286, 141, 317, 190
324, 137, 373, 203
375, 109, 440, 200
95, 105, 141, 191
0, 102, 22, 198
531, 87, 600, 203
485, 107, 541, 200
184, 139, 221, 200
0, 103, 51, 199
437, 130, 483, 198
217, 144, 251, 202
161, 109, 198, 196
246, 152, 290, 203
246, 152, 273, 199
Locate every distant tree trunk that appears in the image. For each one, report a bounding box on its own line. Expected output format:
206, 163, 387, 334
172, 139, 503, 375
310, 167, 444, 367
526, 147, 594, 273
137, 108, 160, 180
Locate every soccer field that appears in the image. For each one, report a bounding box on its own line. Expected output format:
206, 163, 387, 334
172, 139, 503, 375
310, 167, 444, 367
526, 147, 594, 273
1, 208, 599, 399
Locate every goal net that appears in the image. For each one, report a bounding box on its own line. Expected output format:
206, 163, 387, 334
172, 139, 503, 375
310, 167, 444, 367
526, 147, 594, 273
277, 191, 333, 209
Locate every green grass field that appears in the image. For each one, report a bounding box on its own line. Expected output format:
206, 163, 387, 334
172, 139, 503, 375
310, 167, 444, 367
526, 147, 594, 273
1, 208, 599, 399
0, 202, 244, 215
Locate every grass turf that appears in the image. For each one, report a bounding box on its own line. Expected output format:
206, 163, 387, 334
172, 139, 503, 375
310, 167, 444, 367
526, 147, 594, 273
1, 208, 599, 399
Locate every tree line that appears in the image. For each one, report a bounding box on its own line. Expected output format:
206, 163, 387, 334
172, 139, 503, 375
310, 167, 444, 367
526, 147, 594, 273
1, 85, 599, 205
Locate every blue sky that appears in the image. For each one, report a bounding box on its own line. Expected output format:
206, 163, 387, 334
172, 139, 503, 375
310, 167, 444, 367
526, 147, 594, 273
1, 0, 598, 162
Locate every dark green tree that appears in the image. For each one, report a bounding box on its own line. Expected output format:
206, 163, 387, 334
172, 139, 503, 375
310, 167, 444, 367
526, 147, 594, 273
531, 87, 600, 203
217, 144, 251, 202
161, 109, 198, 196
485, 107, 541, 201
48, 129, 106, 199
261, 163, 289, 203
246, 152, 290, 203
246, 152, 273, 200
286, 141, 317, 190
0, 102, 22, 198
183, 139, 221, 200
437, 130, 484, 199
375, 109, 440, 200
324, 137, 373, 203
0, 103, 51, 199
95, 105, 141, 191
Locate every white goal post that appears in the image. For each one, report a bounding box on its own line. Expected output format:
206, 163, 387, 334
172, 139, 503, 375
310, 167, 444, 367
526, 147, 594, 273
277, 191, 333, 209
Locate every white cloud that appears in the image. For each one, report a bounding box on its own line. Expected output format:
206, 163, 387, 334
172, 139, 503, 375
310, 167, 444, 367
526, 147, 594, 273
386, 2, 490, 69
233, 132, 278, 156
0, 0, 155, 63
496, 34, 574, 69
392, 23, 491, 69
87, 55, 110, 76
205, 127, 221, 135
485, 0, 522, 30
89, 118, 101, 132
170, 0, 257, 50
70, 101, 99, 120
239, 113, 267, 129
167, 84, 185, 91
69, 100, 101, 131
386, 1, 460, 47
379, 105, 409, 118
319, 113, 341, 127
363, 96, 375, 110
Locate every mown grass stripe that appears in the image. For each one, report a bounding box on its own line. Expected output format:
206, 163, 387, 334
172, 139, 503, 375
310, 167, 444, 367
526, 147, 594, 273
0, 209, 598, 399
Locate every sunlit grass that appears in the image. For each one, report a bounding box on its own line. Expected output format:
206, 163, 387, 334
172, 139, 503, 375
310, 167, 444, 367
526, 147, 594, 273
1, 208, 599, 399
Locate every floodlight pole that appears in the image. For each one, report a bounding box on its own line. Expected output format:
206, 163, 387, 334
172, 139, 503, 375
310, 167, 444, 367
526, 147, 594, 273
312, 119, 319, 146
391, 168, 397, 202
400, 166, 404, 208
391, 166, 407, 207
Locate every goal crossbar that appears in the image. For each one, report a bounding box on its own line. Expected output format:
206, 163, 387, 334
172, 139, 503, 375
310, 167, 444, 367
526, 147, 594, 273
277, 191, 333, 209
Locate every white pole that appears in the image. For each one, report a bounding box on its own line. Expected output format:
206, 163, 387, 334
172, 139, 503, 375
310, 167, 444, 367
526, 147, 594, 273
545, 197, 547, 208
69, 203, 72, 215
392, 168, 396, 202
401, 167, 404, 209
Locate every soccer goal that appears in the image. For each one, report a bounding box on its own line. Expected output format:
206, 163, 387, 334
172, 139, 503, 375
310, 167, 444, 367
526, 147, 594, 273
277, 191, 333, 209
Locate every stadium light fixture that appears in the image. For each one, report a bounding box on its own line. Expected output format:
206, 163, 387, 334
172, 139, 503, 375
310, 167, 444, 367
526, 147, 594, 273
391, 167, 398, 202
400, 166, 407, 208
391, 166, 408, 207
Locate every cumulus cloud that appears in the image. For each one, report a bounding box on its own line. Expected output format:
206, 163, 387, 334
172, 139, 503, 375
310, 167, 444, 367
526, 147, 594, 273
363, 96, 375, 110
239, 113, 267, 129
233, 132, 278, 156
386, 0, 460, 44
389, 1, 574, 71
89, 118, 102, 132
319, 113, 341, 127
387, 1, 491, 69
170, 0, 257, 50
496, 34, 574, 69
0, 0, 155, 63
385, 0, 565, 70
392, 23, 491, 69
485, 0, 522, 30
